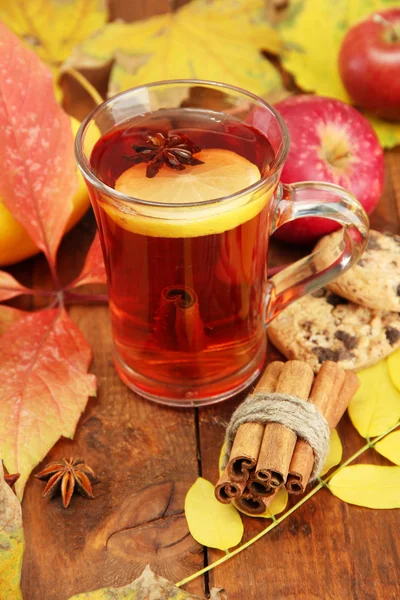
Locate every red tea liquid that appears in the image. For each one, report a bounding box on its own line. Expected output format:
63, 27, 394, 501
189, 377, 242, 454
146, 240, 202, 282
90, 109, 275, 404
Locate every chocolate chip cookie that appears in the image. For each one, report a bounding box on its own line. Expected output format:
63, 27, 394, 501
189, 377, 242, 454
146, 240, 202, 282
315, 229, 400, 311
267, 289, 400, 372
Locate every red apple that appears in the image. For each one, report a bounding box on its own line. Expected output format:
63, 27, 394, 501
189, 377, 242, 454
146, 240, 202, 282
339, 9, 400, 121
271, 95, 384, 245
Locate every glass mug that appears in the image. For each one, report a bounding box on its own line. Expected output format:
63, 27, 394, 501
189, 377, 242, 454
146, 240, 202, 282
75, 80, 368, 407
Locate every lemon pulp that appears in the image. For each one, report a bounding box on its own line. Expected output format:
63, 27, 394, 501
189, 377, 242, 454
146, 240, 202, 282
101, 148, 273, 238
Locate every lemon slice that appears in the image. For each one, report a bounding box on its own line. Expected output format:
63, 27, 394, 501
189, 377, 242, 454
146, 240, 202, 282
101, 149, 273, 238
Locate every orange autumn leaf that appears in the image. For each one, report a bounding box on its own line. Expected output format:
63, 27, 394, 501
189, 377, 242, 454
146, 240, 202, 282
0, 306, 25, 335
69, 233, 107, 289
0, 308, 96, 498
0, 23, 78, 270
0, 271, 29, 302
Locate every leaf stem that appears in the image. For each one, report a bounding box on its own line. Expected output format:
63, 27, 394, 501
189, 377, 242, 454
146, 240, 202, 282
48, 260, 63, 292
175, 421, 400, 588
63, 67, 103, 107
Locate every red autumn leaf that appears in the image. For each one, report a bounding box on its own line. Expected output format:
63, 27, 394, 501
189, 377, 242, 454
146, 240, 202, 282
0, 308, 96, 498
0, 271, 30, 301
68, 233, 107, 289
0, 23, 78, 270
0, 305, 25, 335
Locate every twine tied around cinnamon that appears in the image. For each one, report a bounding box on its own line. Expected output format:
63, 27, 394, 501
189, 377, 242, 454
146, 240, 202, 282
222, 392, 330, 482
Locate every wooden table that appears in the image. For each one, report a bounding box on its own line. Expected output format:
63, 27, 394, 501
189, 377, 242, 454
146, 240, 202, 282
11, 2, 400, 599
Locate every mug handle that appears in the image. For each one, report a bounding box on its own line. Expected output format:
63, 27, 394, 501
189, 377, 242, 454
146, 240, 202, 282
266, 181, 369, 323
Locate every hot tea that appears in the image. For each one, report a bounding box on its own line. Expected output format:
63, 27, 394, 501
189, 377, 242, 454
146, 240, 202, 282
90, 108, 276, 403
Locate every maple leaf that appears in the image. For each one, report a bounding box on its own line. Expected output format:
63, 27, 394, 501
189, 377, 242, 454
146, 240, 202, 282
0, 308, 96, 499
64, 0, 283, 99
0, 462, 23, 599
0, 271, 30, 302
0, 23, 79, 273
0, 0, 107, 69
68, 233, 107, 289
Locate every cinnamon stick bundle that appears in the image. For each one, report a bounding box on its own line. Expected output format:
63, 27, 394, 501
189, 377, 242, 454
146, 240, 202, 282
252, 361, 314, 489
224, 362, 284, 483
215, 357, 360, 512
286, 362, 359, 494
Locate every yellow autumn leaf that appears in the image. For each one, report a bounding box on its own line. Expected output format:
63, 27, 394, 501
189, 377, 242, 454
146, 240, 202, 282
348, 360, 400, 438
388, 348, 400, 392
375, 431, 400, 465
278, 0, 400, 148
68, 565, 224, 600
185, 477, 243, 550
320, 429, 343, 476
0, 463, 24, 599
329, 464, 400, 508
0, 0, 107, 68
65, 0, 282, 99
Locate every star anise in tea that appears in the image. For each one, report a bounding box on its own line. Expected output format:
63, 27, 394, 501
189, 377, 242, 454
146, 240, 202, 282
35, 458, 97, 509
125, 131, 204, 178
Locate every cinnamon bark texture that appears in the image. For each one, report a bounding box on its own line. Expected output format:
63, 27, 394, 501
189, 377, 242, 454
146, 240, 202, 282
225, 362, 284, 482
234, 487, 278, 515
254, 361, 314, 487
286, 364, 359, 494
155, 285, 206, 351
214, 467, 248, 504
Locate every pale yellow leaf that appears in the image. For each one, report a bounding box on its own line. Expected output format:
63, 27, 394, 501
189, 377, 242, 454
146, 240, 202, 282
320, 429, 343, 476
278, 0, 400, 148
348, 360, 400, 438
65, 0, 282, 99
0, 0, 107, 67
68, 565, 225, 600
185, 477, 243, 550
388, 348, 400, 392
329, 465, 400, 508
375, 431, 400, 466
0, 463, 24, 599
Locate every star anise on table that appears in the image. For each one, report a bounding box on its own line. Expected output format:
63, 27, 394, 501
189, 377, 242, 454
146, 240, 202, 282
5, 472, 20, 488
125, 131, 204, 178
35, 458, 97, 509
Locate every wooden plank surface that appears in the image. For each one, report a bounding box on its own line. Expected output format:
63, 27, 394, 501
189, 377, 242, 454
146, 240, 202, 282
7, 1, 400, 598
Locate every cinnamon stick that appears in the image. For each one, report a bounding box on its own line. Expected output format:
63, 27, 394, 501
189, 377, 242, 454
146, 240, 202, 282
248, 475, 275, 498
155, 285, 206, 351
254, 360, 314, 487
214, 467, 248, 504
234, 487, 278, 515
286, 364, 359, 494
226, 361, 284, 482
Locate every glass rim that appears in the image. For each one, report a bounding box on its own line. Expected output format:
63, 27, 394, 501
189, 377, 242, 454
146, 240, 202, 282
75, 78, 290, 208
